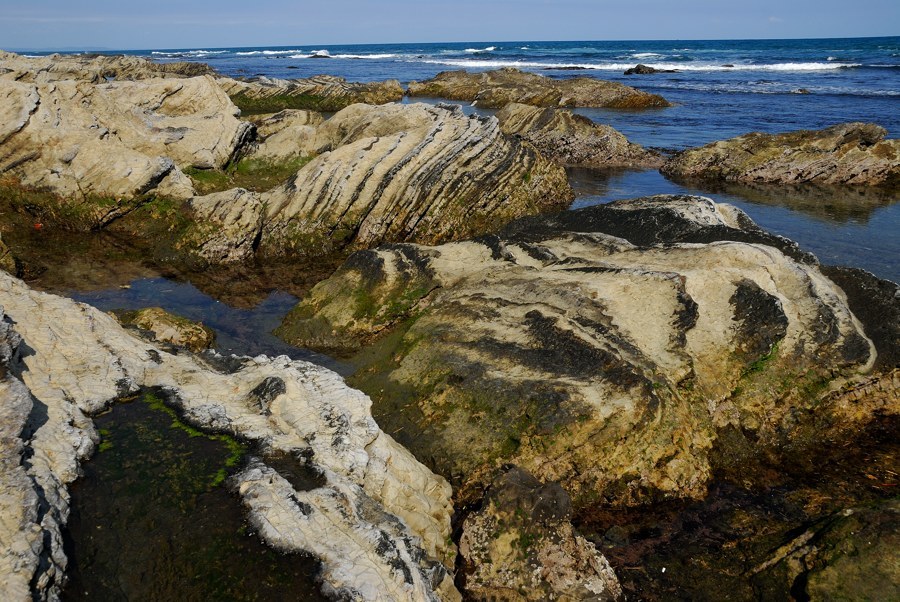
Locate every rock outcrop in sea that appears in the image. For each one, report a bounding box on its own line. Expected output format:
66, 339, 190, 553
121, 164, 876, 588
218, 75, 405, 114
0, 50, 213, 83
0, 271, 458, 601
407, 67, 671, 109
278, 195, 897, 507
191, 102, 573, 262
496, 102, 662, 168
662, 122, 900, 187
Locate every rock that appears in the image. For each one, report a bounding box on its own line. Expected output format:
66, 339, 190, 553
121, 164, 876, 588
407, 68, 671, 109
496, 102, 662, 168
0, 50, 215, 84
218, 74, 405, 114
0, 75, 254, 207
0, 272, 458, 601
279, 195, 895, 507
191, 102, 573, 262
245, 109, 324, 161
792, 88, 811, 94
459, 466, 623, 601
112, 307, 216, 352
661, 122, 900, 187
0, 234, 17, 275
624, 64, 678, 75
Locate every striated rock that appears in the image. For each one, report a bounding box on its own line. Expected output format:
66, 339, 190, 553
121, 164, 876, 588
0, 50, 215, 84
496, 102, 662, 168
112, 307, 216, 352
246, 109, 324, 161
218, 75, 405, 114
280, 195, 896, 507
460, 466, 623, 601
0, 272, 457, 601
407, 68, 671, 109
624, 64, 678, 75
191, 102, 573, 262
0, 75, 254, 207
661, 122, 900, 187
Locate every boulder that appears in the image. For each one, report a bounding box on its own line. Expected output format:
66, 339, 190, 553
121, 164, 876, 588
496, 102, 662, 168
624, 64, 678, 75
190, 102, 573, 262
218, 74, 405, 114
407, 68, 671, 109
460, 466, 623, 601
661, 122, 900, 187
279, 195, 896, 507
0, 50, 214, 84
0, 272, 458, 601
245, 109, 324, 161
112, 307, 216, 352
0, 75, 254, 208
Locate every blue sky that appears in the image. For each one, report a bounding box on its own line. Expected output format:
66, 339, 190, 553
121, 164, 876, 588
2, 0, 897, 50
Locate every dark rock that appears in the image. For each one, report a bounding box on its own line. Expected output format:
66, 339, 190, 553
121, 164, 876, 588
624, 64, 678, 75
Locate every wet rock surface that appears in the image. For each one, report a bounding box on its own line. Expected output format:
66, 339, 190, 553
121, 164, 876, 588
407, 68, 671, 109
111, 306, 216, 352
496, 102, 662, 168
280, 196, 895, 512
0, 272, 458, 600
459, 466, 623, 601
662, 122, 900, 187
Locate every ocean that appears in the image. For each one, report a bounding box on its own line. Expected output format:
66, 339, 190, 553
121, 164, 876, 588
29, 37, 900, 281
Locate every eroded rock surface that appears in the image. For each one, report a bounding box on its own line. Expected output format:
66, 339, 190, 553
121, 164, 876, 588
246, 109, 325, 161
280, 195, 896, 508
460, 466, 623, 601
0, 50, 214, 84
497, 102, 662, 168
191, 102, 573, 262
407, 68, 671, 109
662, 122, 900, 187
112, 307, 216, 352
219, 75, 405, 114
0, 75, 253, 206
0, 272, 457, 601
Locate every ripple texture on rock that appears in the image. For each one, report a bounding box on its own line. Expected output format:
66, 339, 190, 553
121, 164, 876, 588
661, 122, 900, 187
407, 68, 671, 109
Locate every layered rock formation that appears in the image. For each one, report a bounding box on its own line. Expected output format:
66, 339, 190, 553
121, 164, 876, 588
218, 75, 405, 114
662, 122, 900, 187
247, 108, 325, 160
407, 68, 671, 109
0, 75, 253, 208
0, 50, 214, 84
190, 102, 573, 262
496, 102, 662, 168
0, 272, 458, 601
279, 195, 896, 507
460, 466, 623, 601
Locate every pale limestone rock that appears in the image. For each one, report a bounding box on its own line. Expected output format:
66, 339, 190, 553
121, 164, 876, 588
662, 122, 900, 187
497, 102, 661, 168
280, 195, 891, 506
247, 109, 323, 161
0, 272, 457, 601
0, 76, 253, 203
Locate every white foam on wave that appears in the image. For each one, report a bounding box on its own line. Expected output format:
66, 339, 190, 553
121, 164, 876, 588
330, 53, 399, 60
632, 52, 663, 58
464, 46, 497, 53
418, 57, 862, 72
151, 50, 227, 57
235, 49, 305, 56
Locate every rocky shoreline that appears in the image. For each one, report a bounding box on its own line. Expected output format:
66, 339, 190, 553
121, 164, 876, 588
0, 50, 898, 600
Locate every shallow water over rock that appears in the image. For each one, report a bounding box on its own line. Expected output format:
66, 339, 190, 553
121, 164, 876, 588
63, 392, 327, 601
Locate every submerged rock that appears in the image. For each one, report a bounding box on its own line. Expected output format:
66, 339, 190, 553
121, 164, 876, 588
624, 64, 678, 75
661, 122, 900, 187
407, 68, 671, 109
112, 307, 216, 352
218, 74, 405, 114
191, 102, 573, 262
496, 102, 662, 168
0, 75, 253, 207
279, 195, 895, 508
0, 272, 458, 601
460, 466, 623, 601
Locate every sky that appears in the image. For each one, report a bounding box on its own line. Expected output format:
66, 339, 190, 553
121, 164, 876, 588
1, 0, 897, 51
